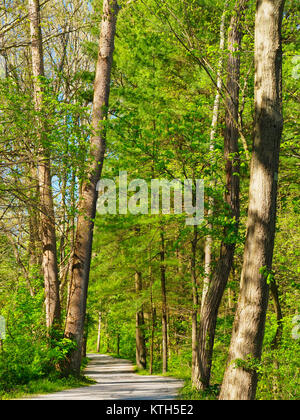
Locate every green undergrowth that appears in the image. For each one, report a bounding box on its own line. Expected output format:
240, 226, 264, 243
1, 375, 95, 400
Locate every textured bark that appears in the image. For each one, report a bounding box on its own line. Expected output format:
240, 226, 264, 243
196, 0, 247, 390
135, 271, 147, 370
219, 0, 285, 400
64, 0, 119, 375
28, 0, 60, 329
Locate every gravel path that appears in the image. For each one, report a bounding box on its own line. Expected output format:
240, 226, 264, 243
28, 354, 184, 400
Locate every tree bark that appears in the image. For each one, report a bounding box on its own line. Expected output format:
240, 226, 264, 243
135, 271, 147, 370
64, 0, 119, 375
196, 0, 247, 390
28, 0, 60, 329
219, 0, 285, 400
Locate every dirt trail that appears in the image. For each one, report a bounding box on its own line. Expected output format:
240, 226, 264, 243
28, 354, 184, 400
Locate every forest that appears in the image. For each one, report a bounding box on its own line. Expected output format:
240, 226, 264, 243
0, 0, 299, 401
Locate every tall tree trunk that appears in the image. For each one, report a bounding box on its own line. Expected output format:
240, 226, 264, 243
197, 0, 247, 390
150, 297, 156, 375
160, 228, 168, 374
219, 0, 285, 400
202, 2, 228, 308
64, 0, 119, 375
27, 167, 42, 277
149, 260, 155, 375
28, 0, 60, 329
135, 271, 147, 370
191, 226, 200, 388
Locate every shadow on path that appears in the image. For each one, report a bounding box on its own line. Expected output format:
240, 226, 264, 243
28, 354, 184, 400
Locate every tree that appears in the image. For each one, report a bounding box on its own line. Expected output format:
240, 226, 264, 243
195, 0, 248, 391
160, 227, 168, 374
64, 0, 119, 375
135, 271, 147, 370
28, 0, 60, 329
201, 0, 228, 311
219, 0, 285, 400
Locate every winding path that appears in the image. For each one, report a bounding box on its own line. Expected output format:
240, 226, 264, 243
28, 354, 184, 400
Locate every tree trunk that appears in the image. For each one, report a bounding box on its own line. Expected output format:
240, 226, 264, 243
270, 280, 283, 348
191, 227, 200, 388
116, 333, 120, 357
197, 0, 247, 390
219, 0, 285, 400
202, 2, 228, 308
28, 0, 60, 329
160, 228, 168, 374
135, 271, 147, 370
64, 0, 119, 375
27, 171, 42, 277
149, 262, 155, 375
97, 312, 102, 353
150, 301, 156, 375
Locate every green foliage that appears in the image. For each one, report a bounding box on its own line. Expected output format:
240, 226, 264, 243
233, 355, 263, 374
0, 286, 77, 397
255, 314, 299, 400
0, 0, 299, 401
0, 375, 94, 401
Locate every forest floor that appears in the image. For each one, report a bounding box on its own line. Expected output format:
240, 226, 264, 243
25, 354, 184, 400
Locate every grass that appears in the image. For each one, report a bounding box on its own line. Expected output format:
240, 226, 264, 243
1, 375, 95, 400
0, 359, 96, 400
134, 369, 219, 400
132, 358, 221, 400
178, 380, 220, 400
